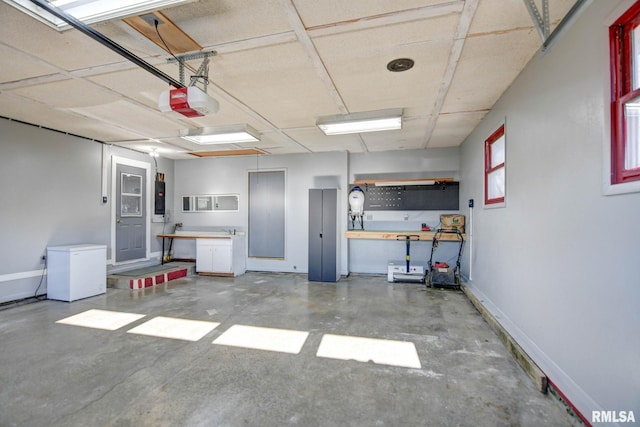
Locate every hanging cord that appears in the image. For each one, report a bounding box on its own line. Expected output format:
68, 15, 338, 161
154, 20, 208, 87
0, 259, 48, 311
33, 256, 47, 300
155, 19, 185, 69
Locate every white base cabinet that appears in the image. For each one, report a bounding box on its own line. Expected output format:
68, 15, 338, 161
46, 244, 107, 302
196, 237, 245, 276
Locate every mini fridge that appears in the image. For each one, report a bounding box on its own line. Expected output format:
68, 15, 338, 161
46, 244, 107, 302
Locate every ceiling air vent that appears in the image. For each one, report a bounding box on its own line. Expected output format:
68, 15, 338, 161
387, 58, 415, 72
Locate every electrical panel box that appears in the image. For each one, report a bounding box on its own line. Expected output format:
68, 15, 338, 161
154, 180, 165, 215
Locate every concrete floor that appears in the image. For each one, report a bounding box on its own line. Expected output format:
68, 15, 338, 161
0, 272, 578, 427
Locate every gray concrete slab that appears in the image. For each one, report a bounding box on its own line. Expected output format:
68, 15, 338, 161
0, 273, 580, 427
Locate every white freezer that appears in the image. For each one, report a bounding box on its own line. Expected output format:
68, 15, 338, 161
46, 244, 107, 302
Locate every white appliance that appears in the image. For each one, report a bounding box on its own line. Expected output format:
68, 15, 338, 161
387, 261, 425, 282
46, 244, 107, 302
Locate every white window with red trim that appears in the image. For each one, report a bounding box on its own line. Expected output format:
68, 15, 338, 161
484, 124, 505, 206
610, 1, 640, 186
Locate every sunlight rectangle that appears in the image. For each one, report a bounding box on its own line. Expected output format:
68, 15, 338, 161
56, 309, 145, 331
316, 334, 421, 369
212, 325, 309, 354
127, 316, 220, 341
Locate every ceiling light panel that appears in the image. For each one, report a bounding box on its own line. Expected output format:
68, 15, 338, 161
2, 0, 193, 31
317, 109, 402, 135
181, 125, 261, 145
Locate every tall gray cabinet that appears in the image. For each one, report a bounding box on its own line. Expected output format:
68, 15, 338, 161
308, 188, 340, 282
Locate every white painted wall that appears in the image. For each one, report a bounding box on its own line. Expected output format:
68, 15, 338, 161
0, 119, 174, 302
348, 148, 461, 273
459, 0, 640, 420
173, 148, 462, 276
173, 151, 349, 275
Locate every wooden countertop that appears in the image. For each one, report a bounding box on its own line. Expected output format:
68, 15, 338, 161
344, 230, 465, 241
157, 233, 234, 239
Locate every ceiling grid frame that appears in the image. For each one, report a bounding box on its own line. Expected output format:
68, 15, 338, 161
421, 0, 480, 149
0, 0, 579, 158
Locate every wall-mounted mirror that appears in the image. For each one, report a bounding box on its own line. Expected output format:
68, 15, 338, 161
182, 194, 239, 212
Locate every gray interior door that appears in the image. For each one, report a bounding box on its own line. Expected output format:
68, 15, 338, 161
115, 164, 146, 262
248, 171, 285, 258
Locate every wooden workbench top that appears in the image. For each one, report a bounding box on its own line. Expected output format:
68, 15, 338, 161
157, 233, 234, 239
344, 230, 465, 241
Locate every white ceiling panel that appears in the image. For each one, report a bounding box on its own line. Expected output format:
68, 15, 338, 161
207, 41, 344, 128
0, 3, 124, 71
0, 92, 144, 141
283, 128, 365, 153
163, 0, 293, 47
442, 28, 541, 114
429, 111, 486, 148
63, 100, 186, 138
9, 79, 121, 109
292, 0, 458, 28
469, 0, 577, 35
313, 16, 457, 113
362, 117, 434, 152
0, 43, 61, 83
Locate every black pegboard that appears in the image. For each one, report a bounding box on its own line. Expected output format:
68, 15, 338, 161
351, 182, 459, 211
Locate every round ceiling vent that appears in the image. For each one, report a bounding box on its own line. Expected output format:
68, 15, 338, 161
387, 58, 415, 72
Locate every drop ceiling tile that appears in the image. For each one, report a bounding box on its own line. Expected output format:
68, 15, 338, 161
283, 128, 365, 153
161, 0, 293, 47
469, 0, 577, 35
0, 44, 61, 83
293, 0, 456, 28
442, 29, 541, 114
428, 111, 486, 148
360, 117, 432, 151
63, 100, 186, 139
312, 16, 457, 113
0, 92, 137, 141
87, 67, 184, 110
10, 79, 120, 109
207, 41, 343, 128
0, 4, 124, 71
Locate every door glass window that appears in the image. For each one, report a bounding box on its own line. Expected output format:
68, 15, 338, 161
121, 173, 142, 216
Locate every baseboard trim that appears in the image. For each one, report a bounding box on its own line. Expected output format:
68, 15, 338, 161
460, 282, 548, 393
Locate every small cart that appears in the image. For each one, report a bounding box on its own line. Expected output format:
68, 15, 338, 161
426, 229, 464, 289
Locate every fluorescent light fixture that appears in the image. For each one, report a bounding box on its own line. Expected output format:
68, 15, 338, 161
181, 124, 261, 145
317, 109, 403, 135
2, 0, 193, 31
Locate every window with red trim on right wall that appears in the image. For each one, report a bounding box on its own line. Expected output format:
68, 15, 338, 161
610, 1, 640, 184
484, 124, 505, 205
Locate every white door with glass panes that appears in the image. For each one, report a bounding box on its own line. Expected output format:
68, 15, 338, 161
115, 163, 147, 262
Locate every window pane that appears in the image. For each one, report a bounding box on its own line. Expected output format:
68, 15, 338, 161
491, 134, 505, 167
122, 173, 142, 195
487, 168, 505, 201
196, 196, 213, 211
633, 26, 640, 90
624, 97, 640, 169
121, 195, 141, 216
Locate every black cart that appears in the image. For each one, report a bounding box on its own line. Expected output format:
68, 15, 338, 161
426, 229, 464, 289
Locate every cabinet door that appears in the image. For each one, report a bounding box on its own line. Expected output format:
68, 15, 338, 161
196, 242, 214, 272
211, 242, 232, 273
